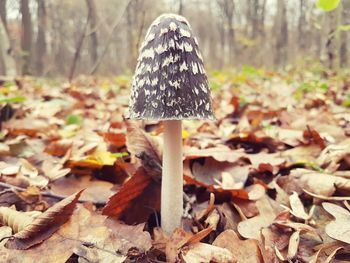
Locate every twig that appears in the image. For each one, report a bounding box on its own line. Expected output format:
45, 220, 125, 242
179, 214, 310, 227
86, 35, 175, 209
0, 181, 106, 207
68, 6, 91, 82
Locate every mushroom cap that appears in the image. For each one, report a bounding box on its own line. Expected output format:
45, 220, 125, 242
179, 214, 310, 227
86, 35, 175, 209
128, 13, 215, 120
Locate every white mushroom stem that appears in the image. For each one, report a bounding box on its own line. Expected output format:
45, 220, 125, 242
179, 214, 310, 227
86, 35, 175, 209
161, 120, 183, 234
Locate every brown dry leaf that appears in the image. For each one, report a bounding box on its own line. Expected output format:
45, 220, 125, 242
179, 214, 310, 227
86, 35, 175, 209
302, 127, 326, 149
100, 131, 126, 148
281, 145, 322, 165
322, 202, 350, 244
260, 227, 291, 263
51, 175, 115, 204
317, 139, 350, 172
237, 195, 280, 240
4, 117, 50, 137
225, 132, 282, 153
44, 139, 72, 157
118, 177, 160, 224
324, 246, 344, 263
41, 161, 71, 181
246, 152, 286, 172
153, 227, 213, 262
181, 242, 234, 263
5, 189, 83, 249
185, 157, 250, 191
184, 146, 245, 163
126, 122, 162, 166
102, 167, 153, 218
165, 228, 193, 262
213, 229, 263, 263
282, 191, 312, 221
273, 221, 319, 236
184, 226, 213, 246
105, 219, 152, 253
0, 206, 135, 263
184, 175, 249, 200
289, 168, 350, 197
287, 230, 300, 260
303, 189, 350, 201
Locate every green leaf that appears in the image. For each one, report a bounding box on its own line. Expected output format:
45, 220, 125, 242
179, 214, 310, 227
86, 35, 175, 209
343, 93, 350, 107
242, 65, 258, 76
316, 0, 340, 11
0, 96, 26, 104
338, 24, 350, 31
320, 83, 329, 91
66, 114, 82, 125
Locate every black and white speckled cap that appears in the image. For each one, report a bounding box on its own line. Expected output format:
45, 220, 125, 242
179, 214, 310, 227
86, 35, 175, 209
128, 13, 215, 120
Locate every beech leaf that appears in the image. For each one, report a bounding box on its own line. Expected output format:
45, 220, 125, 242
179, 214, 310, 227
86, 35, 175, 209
5, 189, 84, 249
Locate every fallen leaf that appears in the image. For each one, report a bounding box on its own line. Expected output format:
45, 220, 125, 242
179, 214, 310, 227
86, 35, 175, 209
50, 175, 115, 204
0, 206, 134, 263
102, 167, 156, 221
5, 189, 83, 249
213, 229, 263, 263
105, 219, 152, 253
184, 146, 245, 163
287, 230, 300, 260
322, 202, 350, 244
281, 191, 312, 221
184, 175, 249, 200
181, 242, 234, 263
100, 132, 126, 148
237, 195, 280, 240
302, 127, 326, 149
126, 122, 162, 166
4, 117, 50, 137
0, 207, 35, 233
288, 168, 350, 197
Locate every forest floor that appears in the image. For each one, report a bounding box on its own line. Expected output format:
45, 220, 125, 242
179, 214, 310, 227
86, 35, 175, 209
0, 65, 349, 262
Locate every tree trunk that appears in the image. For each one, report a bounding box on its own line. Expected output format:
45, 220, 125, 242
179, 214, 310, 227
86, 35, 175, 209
324, 9, 339, 70
0, 0, 16, 76
178, 0, 184, 15
259, 0, 266, 37
340, 0, 350, 67
251, 0, 259, 38
0, 25, 5, 75
274, 0, 288, 68
298, 0, 307, 51
20, 0, 33, 75
36, 0, 47, 76
85, 0, 98, 67
217, 0, 235, 65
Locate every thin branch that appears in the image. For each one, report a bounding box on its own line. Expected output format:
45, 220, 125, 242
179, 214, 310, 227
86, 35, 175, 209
68, 7, 91, 82
89, 0, 131, 75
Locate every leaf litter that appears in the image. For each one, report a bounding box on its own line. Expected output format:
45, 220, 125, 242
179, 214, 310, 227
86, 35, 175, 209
0, 69, 349, 262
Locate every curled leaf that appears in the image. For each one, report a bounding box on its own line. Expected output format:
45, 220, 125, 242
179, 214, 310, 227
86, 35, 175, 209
5, 189, 83, 249
0, 207, 34, 233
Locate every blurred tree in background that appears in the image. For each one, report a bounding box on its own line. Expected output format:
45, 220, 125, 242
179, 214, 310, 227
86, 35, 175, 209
0, 0, 349, 77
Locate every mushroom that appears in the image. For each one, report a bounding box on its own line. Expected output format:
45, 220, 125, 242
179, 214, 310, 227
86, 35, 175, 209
128, 14, 215, 234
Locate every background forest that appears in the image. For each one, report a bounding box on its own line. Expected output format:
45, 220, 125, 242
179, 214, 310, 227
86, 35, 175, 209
0, 1, 350, 262
0, 0, 350, 78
